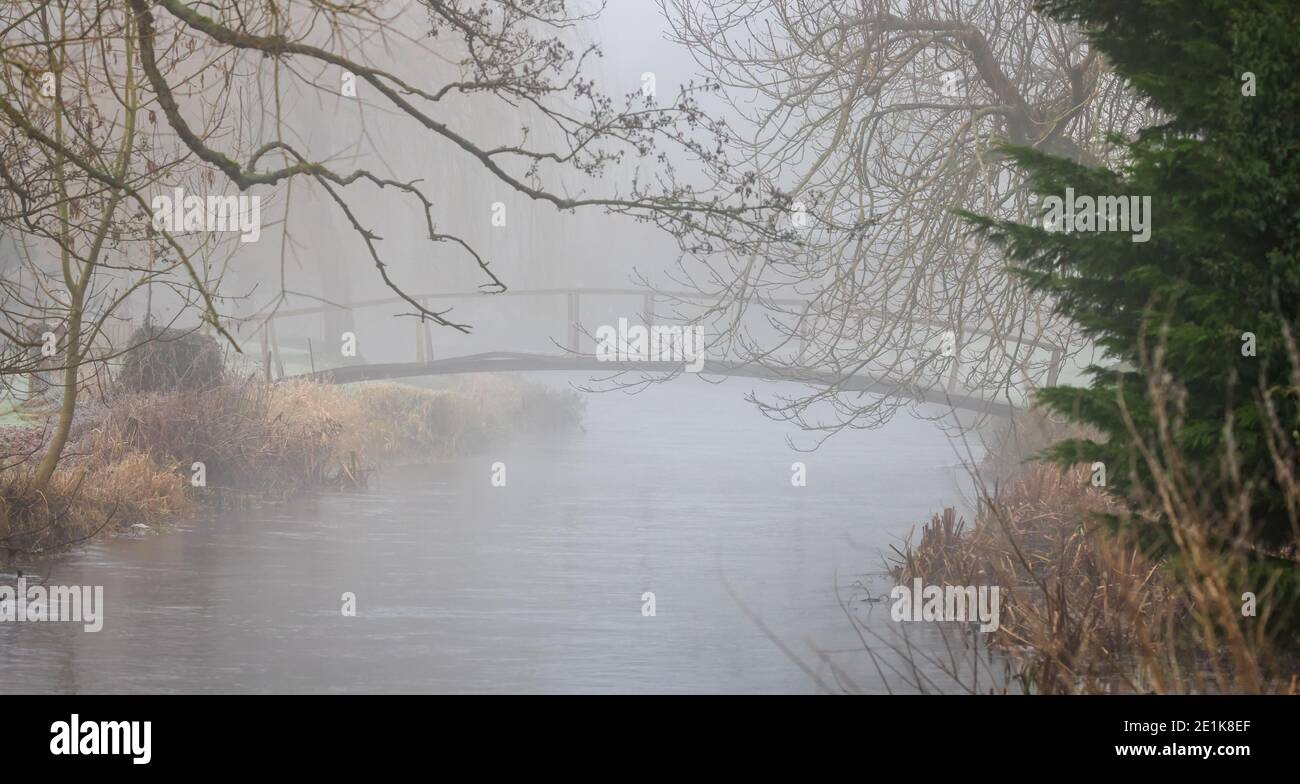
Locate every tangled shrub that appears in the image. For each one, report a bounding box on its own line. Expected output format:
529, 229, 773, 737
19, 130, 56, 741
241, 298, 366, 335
94, 379, 345, 498
0, 374, 585, 559
117, 325, 224, 394
0, 451, 191, 556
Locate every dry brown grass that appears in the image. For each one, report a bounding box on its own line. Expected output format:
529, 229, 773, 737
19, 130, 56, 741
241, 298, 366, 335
893, 463, 1181, 693
87, 379, 346, 499
890, 405, 1298, 694
1, 447, 191, 557
88, 375, 580, 494
296, 376, 582, 462
0, 374, 582, 557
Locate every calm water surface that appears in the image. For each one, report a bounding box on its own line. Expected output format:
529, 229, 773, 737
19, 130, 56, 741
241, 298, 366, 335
1, 378, 986, 693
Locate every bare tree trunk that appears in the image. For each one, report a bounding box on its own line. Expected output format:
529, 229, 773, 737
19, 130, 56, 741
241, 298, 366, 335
32, 5, 136, 492
32, 301, 80, 489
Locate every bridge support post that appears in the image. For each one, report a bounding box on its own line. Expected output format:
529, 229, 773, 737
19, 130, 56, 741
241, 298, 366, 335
418, 298, 433, 364
1047, 347, 1063, 386
260, 323, 271, 383
794, 317, 809, 366
567, 292, 580, 354
269, 319, 285, 380
946, 328, 963, 393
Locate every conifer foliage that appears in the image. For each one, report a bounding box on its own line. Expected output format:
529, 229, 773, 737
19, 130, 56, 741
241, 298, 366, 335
966, 0, 1300, 552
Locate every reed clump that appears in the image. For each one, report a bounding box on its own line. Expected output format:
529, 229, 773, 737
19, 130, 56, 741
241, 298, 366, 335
1, 449, 190, 557
87, 375, 582, 497
89, 378, 347, 499
890, 407, 1298, 694
0, 374, 583, 557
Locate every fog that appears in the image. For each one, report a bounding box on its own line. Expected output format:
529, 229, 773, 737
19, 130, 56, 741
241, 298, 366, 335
193, 2, 695, 367
1, 0, 1116, 696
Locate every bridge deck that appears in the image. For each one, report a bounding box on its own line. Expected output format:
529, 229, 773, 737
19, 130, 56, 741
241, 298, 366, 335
285, 351, 1017, 418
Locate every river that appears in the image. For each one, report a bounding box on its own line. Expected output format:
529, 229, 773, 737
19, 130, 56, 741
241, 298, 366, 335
1, 377, 989, 693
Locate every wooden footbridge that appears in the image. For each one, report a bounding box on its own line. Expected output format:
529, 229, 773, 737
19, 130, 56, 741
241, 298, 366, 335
236, 287, 1063, 419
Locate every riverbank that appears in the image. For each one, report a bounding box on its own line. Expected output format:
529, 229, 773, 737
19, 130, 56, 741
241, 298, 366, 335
0, 380, 974, 693
0, 375, 583, 558
891, 415, 1298, 694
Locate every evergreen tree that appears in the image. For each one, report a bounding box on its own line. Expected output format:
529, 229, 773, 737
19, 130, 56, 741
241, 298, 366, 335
965, 0, 1300, 555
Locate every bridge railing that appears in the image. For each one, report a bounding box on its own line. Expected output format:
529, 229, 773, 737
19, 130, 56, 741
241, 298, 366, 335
223, 287, 1066, 408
